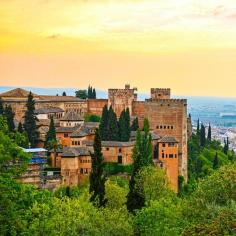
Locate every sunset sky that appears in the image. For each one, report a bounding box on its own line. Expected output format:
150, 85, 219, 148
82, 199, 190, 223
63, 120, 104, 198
1, 0, 236, 97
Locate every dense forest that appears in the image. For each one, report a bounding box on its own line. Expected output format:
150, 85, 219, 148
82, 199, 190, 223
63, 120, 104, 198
0, 115, 235, 235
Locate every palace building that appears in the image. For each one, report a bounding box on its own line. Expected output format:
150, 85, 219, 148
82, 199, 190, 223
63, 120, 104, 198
0, 85, 190, 192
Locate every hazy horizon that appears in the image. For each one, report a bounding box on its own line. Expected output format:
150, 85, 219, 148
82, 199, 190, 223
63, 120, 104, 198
1, 1, 236, 97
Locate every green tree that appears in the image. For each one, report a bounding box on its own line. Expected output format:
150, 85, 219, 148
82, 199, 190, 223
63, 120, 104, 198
24, 91, 39, 148
213, 152, 219, 169
62, 91, 66, 96
196, 118, 200, 135
141, 118, 153, 166
119, 109, 130, 142
99, 105, 109, 140
0, 98, 4, 115
89, 129, 107, 207
107, 106, 119, 141
126, 129, 145, 213
131, 117, 139, 131
4, 105, 15, 132
45, 117, 56, 148
75, 89, 87, 99
200, 123, 206, 147
84, 114, 101, 122
207, 123, 211, 141
92, 88, 96, 99
17, 121, 23, 133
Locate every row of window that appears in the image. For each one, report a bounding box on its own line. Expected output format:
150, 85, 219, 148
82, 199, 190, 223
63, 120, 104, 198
48, 113, 63, 119
72, 141, 81, 146
162, 153, 177, 158
162, 143, 176, 147
80, 168, 90, 174
80, 159, 91, 163
156, 125, 174, 130
105, 147, 122, 152
61, 122, 81, 127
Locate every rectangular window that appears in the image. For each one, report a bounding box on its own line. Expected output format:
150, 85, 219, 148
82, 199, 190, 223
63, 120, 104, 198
175, 154, 177, 158
162, 153, 165, 158
169, 154, 174, 158
80, 168, 83, 174
162, 143, 166, 147
72, 141, 75, 145
64, 133, 68, 138
106, 147, 109, 151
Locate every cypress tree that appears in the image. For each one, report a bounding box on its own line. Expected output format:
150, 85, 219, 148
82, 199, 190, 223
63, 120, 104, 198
88, 85, 91, 98
4, 105, 15, 132
99, 105, 109, 140
18, 122, 23, 133
118, 108, 130, 142
62, 91, 67, 96
213, 152, 219, 169
89, 129, 107, 207
125, 108, 131, 140
141, 118, 153, 166
207, 123, 212, 141
92, 88, 96, 99
107, 106, 119, 141
126, 119, 152, 213
24, 91, 38, 147
131, 117, 139, 131
0, 98, 4, 115
126, 129, 145, 213
119, 109, 127, 141
45, 117, 56, 147
200, 123, 206, 147
197, 118, 200, 135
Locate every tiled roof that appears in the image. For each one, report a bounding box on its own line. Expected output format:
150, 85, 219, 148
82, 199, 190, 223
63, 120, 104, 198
56, 126, 77, 133
102, 141, 135, 147
61, 147, 91, 157
158, 136, 178, 143
35, 107, 64, 114
39, 95, 85, 102
69, 122, 98, 137
0, 88, 38, 97
60, 111, 84, 121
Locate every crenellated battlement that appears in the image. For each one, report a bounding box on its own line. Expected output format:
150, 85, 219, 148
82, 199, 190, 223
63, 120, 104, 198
151, 88, 171, 99
146, 98, 187, 105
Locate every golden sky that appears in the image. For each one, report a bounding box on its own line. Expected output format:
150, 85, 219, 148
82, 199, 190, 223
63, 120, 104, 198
0, 0, 236, 96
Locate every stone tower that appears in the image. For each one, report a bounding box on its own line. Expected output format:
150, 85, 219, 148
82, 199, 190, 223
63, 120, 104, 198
108, 84, 137, 117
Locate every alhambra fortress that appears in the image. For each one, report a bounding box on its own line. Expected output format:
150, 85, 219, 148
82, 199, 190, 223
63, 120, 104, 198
0, 85, 192, 192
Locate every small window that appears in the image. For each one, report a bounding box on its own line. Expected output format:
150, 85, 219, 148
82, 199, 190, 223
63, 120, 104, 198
171, 126, 174, 129
106, 147, 109, 151
156, 125, 159, 129
162, 143, 166, 147
164, 126, 166, 129
160, 126, 163, 129
169, 154, 174, 158
175, 154, 177, 158
162, 153, 165, 158
119, 148, 122, 153
80, 168, 83, 174
64, 133, 68, 138
166, 154, 168, 158
167, 126, 170, 129
72, 141, 75, 145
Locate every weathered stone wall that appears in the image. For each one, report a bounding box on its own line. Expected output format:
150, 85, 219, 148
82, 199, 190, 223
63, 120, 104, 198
87, 99, 108, 116
151, 88, 171, 99
108, 85, 137, 117
2, 99, 87, 122
144, 99, 188, 181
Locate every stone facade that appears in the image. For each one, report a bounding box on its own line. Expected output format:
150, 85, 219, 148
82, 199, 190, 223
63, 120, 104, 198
108, 84, 137, 117
0, 88, 87, 122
